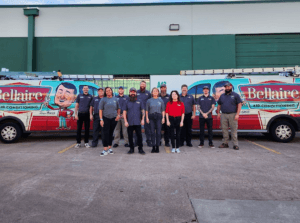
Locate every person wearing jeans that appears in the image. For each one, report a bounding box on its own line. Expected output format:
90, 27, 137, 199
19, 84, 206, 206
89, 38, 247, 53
146, 87, 165, 153
197, 85, 216, 148
99, 87, 120, 156
166, 90, 185, 153
75, 85, 93, 148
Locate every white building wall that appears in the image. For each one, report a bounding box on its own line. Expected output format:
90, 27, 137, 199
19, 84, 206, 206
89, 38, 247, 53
0, 2, 299, 38
0, 8, 28, 37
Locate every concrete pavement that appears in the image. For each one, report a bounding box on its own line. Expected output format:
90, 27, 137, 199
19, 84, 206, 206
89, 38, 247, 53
0, 133, 299, 223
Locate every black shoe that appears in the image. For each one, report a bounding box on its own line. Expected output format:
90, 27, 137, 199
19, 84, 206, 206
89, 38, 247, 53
165, 142, 170, 147
187, 143, 193, 147
124, 144, 129, 147
198, 144, 204, 148
209, 144, 215, 148
127, 148, 134, 154
151, 146, 156, 153
147, 142, 153, 147
113, 144, 119, 148
233, 145, 239, 150
138, 149, 146, 155
91, 144, 97, 148
155, 146, 160, 153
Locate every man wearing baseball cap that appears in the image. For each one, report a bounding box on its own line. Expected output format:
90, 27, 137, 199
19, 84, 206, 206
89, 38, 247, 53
217, 82, 242, 150
90, 87, 104, 147
197, 85, 216, 148
159, 83, 171, 147
123, 87, 146, 155
113, 86, 129, 148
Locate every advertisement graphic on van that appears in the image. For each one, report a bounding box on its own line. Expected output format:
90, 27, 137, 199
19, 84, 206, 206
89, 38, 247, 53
0, 80, 99, 136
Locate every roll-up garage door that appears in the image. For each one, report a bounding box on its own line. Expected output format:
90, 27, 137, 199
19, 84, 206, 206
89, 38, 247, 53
236, 34, 300, 68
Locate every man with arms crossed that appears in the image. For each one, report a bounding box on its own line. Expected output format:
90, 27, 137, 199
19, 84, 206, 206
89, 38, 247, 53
217, 82, 242, 150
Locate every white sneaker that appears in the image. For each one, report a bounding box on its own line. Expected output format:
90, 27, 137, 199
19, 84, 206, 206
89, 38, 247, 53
75, 143, 81, 148
108, 149, 114, 154
100, 150, 108, 156
176, 148, 180, 153
171, 148, 176, 153
85, 143, 90, 148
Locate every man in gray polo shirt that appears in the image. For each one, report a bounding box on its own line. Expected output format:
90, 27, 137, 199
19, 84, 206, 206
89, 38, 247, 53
217, 82, 242, 150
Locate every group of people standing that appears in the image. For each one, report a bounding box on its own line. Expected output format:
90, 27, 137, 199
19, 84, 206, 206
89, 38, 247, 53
74, 80, 243, 156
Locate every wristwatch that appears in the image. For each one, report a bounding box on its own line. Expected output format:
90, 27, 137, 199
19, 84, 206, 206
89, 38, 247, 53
100, 119, 103, 121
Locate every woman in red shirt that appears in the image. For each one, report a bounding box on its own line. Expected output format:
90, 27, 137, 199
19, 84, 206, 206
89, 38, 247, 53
166, 90, 185, 153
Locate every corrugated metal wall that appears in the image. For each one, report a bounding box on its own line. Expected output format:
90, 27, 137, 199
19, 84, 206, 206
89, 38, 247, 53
236, 34, 300, 68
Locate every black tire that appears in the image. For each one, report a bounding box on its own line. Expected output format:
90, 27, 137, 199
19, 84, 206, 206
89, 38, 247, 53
270, 121, 295, 143
0, 122, 22, 143
22, 133, 31, 138
262, 133, 272, 139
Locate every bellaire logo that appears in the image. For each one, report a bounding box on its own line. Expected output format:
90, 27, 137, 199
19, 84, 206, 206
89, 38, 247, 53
239, 82, 300, 102
0, 84, 51, 104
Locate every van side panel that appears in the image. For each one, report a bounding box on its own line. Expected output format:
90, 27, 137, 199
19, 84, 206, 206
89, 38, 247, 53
0, 80, 100, 132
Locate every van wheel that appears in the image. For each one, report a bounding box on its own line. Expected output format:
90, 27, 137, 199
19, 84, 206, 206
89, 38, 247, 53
270, 121, 295, 143
0, 123, 22, 143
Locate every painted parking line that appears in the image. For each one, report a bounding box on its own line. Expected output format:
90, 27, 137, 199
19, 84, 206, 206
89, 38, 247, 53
165, 146, 171, 153
58, 143, 77, 154
246, 140, 281, 155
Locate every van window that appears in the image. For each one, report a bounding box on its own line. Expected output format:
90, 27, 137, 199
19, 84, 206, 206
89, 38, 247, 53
79, 85, 98, 96
188, 86, 196, 98
195, 84, 211, 99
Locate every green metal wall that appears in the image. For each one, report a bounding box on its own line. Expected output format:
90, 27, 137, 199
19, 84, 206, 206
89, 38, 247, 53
35, 36, 193, 75
3, 34, 299, 74
192, 35, 236, 69
236, 34, 300, 68
0, 37, 27, 71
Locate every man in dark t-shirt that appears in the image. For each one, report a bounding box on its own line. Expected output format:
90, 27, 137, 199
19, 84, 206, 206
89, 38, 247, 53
217, 82, 242, 150
75, 85, 93, 148
197, 86, 216, 148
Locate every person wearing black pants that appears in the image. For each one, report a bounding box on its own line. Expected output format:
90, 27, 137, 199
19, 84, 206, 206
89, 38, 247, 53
159, 84, 170, 147
75, 85, 93, 148
197, 85, 216, 148
99, 87, 120, 156
166, 90, 185, 153
137, 81, 152, 147
124, 87, 146, 155
180, 84, 196, 147
146, 87, 165, 153
90, 87, 104, 147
